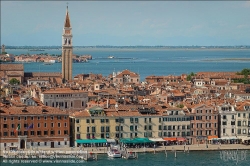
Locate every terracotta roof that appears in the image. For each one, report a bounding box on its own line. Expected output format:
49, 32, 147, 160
0, 64, 24, 71
0, 106, 68, 115
42, 88, 88, 94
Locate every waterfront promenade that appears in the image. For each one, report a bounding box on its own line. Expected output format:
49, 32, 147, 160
1, 144, 250, 156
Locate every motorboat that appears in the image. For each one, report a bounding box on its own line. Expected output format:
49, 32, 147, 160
108, 55, 114, 58
107, 145, 122, 158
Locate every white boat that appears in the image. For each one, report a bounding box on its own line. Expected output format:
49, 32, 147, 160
107, 146, 122, 158
108, 55, 114, 58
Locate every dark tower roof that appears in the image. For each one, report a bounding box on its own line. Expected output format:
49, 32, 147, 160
64, 6, 71, 28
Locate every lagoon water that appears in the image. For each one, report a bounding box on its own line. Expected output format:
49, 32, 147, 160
5, 48, 250, 81
1, 150, 249, 166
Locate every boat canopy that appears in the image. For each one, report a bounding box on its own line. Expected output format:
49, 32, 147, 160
76, 139, 107, 144
120, 138, 153, 144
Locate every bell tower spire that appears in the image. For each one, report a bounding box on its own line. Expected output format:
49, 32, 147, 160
62, 4, 73, 83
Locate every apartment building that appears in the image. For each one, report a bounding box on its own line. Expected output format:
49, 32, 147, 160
0, 106, 70, 149
235, 101, 250, 140
159, 107, 191, 143
190, 104, 219, 144
40, 88, 88, 110
217, 103, 237, 139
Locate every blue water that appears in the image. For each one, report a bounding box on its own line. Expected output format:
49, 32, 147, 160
1, 151, 249, 165
5, 48, 250, 81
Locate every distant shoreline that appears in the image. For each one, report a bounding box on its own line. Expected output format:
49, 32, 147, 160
4, 47, 250, 53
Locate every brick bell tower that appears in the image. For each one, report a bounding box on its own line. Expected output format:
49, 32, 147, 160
62, 5, 73, 83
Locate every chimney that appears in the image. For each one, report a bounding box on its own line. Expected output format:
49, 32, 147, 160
106, 99, 109, 108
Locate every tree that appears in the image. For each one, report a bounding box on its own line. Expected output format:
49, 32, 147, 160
9, 78, 20, 85
187, 72, 195, 81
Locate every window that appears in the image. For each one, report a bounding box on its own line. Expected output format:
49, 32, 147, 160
144, 118, 147, 123
64, 130, 68, 135
57, 116, 61, 120
58, 123, 61, 127
159, 125, 162, 130
238, 113, 240, 117
58, 130, 61, 135
44, 123, 47, 127
24, 117, 27, 120
91, 119, 95, 123
223, 115, 226, 120
50, 131, 54, 135
130, 126, 134, 131
4, 132, 8, 136
106, 119, 109, 123
11, 117, 14, 120
222, 121, 227, 125
38, 123, 40, 128
100, 119, 105, 123
106, 126, 109, 132
149, 118, 151, 123
37, 131, 41, 135
231, 121, 235, 125
77, 127, 80, 132
86, 119, 90, 123
237, 121, 241, 126
37, 116, 40, 120
130, 118, 134, 123
58, 142, 60, 145
18, 117, 21, 120
148, 125, 152, 130
135, 118, 138, 123
92, 127, 96, 132
65, 141, 67, 145
3, 124, 8, 128
144, 125, 147, 130
44, 142, 47, 146
51, 123, 54, 127
38, 142, 40, 146
31, 131, 35, 135
237, 129, 241, 134
51, 116, 54, 120
44, 116, 47, 120
44, 131, 48, 135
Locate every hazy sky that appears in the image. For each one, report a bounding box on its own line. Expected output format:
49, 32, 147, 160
1, 1, 250, 46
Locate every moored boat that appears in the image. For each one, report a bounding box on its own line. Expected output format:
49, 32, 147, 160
107, 145, 122, 158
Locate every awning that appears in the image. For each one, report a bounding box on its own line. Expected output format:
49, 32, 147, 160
149, 138, 165, 142
120, 138, 153, 144
242, 137, 250, 141
163, 137, 177, 141
106, 139, 116, 143
208, 135, 218, 140
76, 139, 107, 144
176, 137, 186, 142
